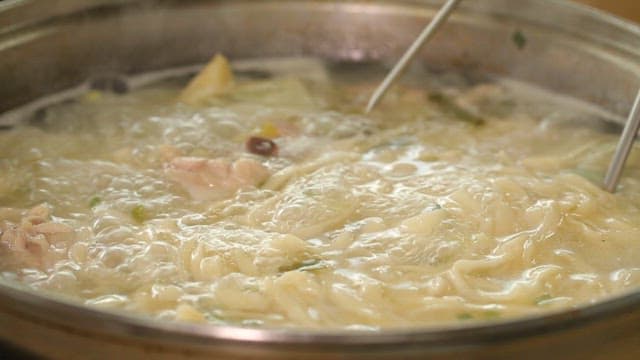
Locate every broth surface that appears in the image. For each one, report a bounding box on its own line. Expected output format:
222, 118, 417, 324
1, 58, 640, 329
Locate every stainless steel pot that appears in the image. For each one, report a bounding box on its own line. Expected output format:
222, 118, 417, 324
1, 0, 639, 358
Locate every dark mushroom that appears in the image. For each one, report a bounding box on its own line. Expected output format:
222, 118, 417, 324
246, 136, 278, 156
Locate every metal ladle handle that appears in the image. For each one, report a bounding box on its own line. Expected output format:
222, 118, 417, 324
603, 89, 640, 192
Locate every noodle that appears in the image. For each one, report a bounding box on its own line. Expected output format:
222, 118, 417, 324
1, 58, 639, 329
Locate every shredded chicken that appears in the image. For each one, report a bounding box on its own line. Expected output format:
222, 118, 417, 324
0, 204, 74, 265
165, 157, 270, 200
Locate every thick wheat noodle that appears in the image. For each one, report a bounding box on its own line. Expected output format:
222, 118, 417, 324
1, 60, 639, 328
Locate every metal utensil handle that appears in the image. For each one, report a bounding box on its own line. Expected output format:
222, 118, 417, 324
365, 0, 463, 113
603, 89, 640, 192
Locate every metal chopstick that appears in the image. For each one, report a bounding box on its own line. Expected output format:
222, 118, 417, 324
603, 89, 640, 192
365, 0, 463, 113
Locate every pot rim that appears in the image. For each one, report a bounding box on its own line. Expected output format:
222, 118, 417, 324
2, 278, 640, 348
1, 0, 639, 350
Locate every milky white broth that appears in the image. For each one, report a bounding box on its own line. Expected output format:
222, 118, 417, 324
1, 58, 639, 329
